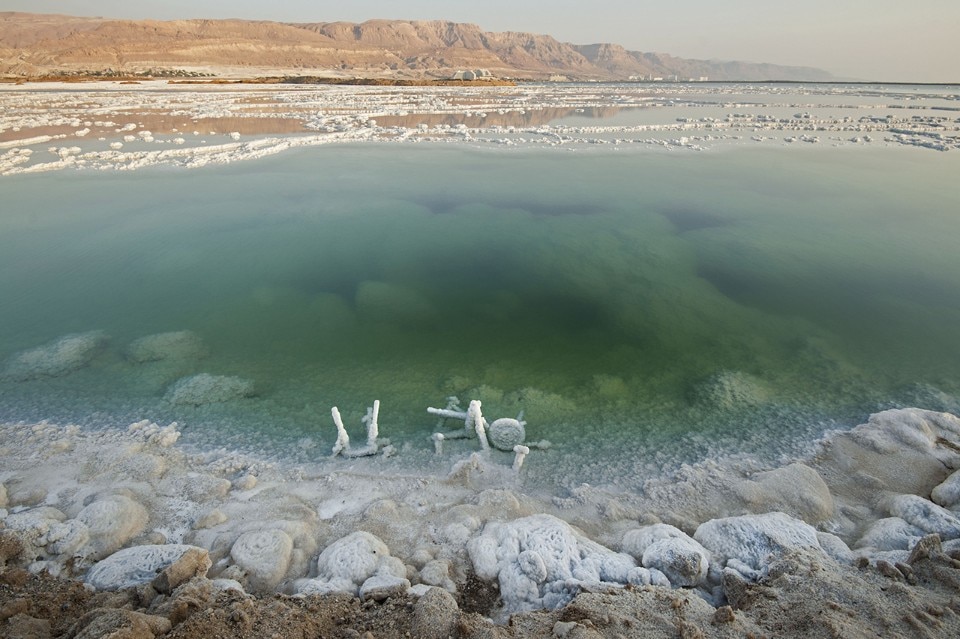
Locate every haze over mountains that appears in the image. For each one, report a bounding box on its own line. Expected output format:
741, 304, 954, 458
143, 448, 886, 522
0, 12, 836, 81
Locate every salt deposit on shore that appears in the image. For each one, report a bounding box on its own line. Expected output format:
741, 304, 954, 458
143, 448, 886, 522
1, 81, 957, 175
3, 404, 960, 636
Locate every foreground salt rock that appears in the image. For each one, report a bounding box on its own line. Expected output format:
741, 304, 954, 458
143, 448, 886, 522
621, 524, 711, 587
125, 330, 208, 363
295, 531, 409, 599
85, 544, 210, 591
467, 514, 661, 616
164, 373, 255, 405
230, 529, 294, 591
1, 330, 108, 380
694, 512, 824, 580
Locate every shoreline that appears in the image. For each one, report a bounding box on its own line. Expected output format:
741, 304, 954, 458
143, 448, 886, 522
4, 406, 960, 636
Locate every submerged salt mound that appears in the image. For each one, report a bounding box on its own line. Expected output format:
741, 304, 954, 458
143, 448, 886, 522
85, 544, 210, 591
688, 370, 768, 411
295, 531, 409, 599
467, 514, 661, 616
165, 373, 255, 405
1, 330, 109, 381
125, 330, 208, 363
694, 512, 823, 581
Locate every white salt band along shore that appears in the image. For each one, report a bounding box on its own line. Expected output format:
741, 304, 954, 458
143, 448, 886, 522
4, 405, 960, 621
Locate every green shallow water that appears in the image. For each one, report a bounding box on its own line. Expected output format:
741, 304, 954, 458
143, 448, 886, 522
2, 145, 960, 475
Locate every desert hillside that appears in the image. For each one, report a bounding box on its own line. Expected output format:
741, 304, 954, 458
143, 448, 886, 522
0, 12, 835, 81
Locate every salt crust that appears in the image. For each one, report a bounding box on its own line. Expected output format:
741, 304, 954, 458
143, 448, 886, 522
125, 330, 208, 363
2, 405, 960, 618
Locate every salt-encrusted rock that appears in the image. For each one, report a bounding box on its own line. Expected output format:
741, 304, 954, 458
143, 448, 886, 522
689, 370, 767, 410
71, 608, 171, 639
125, 330, 208, 363
359, 574, 411, 601
816, 532, 854, 564
76, 495, 148, 559
693, 512, 822, 579
932, 469, 960, 509
853, 517, 925, 551
735, 463, 835, 522
230, 529, 293, 591
641, 537, 710, 587
419, 559, 457, 593
85, 544, 207, 591
46, 519, 90, 556
411, 587, 459, 639
621, 523, 690, 558
0, 483, 7, 508
165, 373, 255, 405
467, 514, 652, 615
886, 494, 960, 540
2, 331, 109, 380
296, 531, 406, 597
151, 546, 212, 594
158, 473, 231, 503
851, 408, 960, 454
487, 418, 526, 451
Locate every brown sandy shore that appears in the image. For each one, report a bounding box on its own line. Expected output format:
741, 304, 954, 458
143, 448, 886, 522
3, 541, 960, 639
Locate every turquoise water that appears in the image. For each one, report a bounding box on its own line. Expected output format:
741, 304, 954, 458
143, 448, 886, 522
2, 145, 960, 480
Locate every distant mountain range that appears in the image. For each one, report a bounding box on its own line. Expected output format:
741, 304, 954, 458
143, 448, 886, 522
0, 12, 836, 81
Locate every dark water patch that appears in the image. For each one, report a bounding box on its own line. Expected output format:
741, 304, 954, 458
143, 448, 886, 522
660, 206, 730, 234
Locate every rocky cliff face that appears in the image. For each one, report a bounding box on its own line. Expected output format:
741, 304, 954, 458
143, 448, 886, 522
0, 12, 835, 81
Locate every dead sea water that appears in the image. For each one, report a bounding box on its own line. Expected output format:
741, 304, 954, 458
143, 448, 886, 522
2, 144, 959, 489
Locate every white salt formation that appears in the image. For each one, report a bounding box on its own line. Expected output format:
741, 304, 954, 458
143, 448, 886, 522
85, 544, 210, 591
295, 531, 409, 598
2, 330, 108, 380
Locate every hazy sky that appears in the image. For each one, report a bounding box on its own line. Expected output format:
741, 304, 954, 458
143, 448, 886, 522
5, 1, 958, 81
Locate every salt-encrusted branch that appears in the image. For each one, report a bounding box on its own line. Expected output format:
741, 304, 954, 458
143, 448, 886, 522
331, 407, 350, 456
362, 400, 380, 449
331, 401, 384, 458
513, 445, 530, 471
469, 400, 490, 452
432, 432, 445, 455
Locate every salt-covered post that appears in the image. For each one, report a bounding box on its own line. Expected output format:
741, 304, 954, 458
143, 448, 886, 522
331, 407, 350, 456
363, 400, 380, 450
512, 445, 530, 471
432, 432, 444, 455
469, 400, 489, 452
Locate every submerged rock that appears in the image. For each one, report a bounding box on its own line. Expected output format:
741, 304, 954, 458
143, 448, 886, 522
688, 370, 767, 411
165, 373, 255, 405
2, 330, 108, 380
125, 330, 208, 363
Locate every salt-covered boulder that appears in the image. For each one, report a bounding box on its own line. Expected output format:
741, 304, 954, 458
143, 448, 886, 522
487, 418, 526, 451
886, 494, 960, 540
693, 512, 822, 580
76, 495, 148, 559
296, 531, 408, 597
2, 331, 108, 380
165, 373, 255, 405
689, 370, 767, 410
734, 463, 835, 522
419, 559, 457, 593
853, 517, 925, 551
852, 408, 960, 455
641, 537, 710, 588
85, 544, 208, 591
158, 473, 231, 503
621, 523, 691, 558
932, 469, 960, 510
125, 330, 208, 363
467, 514, 655, 615
816, 532, 854, 564
230, 529, 293, 591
